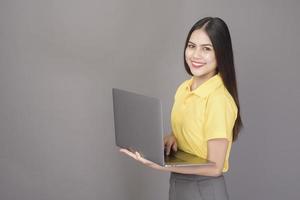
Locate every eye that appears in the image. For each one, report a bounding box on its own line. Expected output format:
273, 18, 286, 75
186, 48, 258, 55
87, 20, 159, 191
203, 47, 212, 51
187, 44, 195, 48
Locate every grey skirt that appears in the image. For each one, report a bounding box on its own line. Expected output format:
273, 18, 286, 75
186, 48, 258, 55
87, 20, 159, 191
169, 172, 229, 200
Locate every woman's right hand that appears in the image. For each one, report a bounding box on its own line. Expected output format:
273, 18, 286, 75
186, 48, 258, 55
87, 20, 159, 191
163, 134, 177, 155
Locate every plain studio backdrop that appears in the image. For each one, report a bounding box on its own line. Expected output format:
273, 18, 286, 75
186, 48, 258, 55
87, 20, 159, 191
0, 0, 299, 200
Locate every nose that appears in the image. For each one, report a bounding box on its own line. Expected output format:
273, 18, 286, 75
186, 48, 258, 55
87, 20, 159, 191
192, 48, 203, 59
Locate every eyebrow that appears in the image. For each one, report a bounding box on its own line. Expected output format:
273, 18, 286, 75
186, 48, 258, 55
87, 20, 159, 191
188, 41, 213, 47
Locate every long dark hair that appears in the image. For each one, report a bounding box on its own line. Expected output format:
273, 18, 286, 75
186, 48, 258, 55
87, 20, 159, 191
184, 17, 243, 141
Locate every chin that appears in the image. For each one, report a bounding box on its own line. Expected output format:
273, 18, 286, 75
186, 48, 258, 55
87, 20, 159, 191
190, 67, 216, 78
190, 69, 207, 77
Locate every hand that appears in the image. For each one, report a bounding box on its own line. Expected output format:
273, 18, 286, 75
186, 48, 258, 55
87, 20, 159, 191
119, 148, 166, 171
163, 134, 177, 155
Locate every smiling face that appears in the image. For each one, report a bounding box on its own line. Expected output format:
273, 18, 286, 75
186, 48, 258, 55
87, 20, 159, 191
185, 29, 217, 85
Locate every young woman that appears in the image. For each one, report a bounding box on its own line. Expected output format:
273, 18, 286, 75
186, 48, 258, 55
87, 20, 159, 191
120, 17, 243, 200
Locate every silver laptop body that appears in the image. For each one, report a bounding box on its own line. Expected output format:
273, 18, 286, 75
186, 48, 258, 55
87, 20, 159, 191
112, 88, 212, 167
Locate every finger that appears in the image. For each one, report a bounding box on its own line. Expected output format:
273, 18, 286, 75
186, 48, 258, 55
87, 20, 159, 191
120, 148, 132, 155
135, 152, 149, 164
119, 148, 128, 153
163, 136, 168, 145
163, 140, 168, 148
135, 152, 151, 164
172, 142, 177, 152
120, 149, 137, 160
123, 151, 136, 158
135, 152, 142, 160
134, 154, 164, 170
165, 142, 172, 155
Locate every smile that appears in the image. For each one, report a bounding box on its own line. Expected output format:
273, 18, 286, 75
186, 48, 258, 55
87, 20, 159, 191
191, 61, 206, 68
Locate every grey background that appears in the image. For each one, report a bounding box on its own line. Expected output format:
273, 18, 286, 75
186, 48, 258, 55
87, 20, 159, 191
0, 0, 299, 200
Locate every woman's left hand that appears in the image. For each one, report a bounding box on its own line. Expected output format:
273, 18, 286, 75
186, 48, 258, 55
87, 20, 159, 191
119, 148, 167, 171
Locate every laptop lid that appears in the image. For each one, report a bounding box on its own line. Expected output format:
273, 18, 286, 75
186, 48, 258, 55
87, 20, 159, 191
112, 88, 165, 165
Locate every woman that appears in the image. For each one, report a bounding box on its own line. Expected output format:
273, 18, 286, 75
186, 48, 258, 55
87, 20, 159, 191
120, 17, 243, 200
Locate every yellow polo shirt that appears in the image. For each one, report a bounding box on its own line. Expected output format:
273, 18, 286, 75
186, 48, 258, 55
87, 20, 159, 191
171, 73, 237, 172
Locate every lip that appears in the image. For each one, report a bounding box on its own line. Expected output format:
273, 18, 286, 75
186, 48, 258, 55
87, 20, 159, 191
191, 61, 206, 68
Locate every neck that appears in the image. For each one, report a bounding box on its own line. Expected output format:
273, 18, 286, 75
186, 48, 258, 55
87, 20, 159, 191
191, 71, 217, 91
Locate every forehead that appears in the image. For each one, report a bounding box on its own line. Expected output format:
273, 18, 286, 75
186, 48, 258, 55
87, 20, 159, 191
189, 29, 212, 45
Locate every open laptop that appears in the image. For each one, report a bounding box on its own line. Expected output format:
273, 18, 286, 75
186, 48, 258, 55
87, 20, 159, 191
112, 88, 212, 167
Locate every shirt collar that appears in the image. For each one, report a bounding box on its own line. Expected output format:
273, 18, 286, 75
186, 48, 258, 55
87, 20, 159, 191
185, 73, 223, 98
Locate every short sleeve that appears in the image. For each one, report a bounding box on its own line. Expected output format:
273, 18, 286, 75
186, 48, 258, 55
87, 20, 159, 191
204, 93, 237, 141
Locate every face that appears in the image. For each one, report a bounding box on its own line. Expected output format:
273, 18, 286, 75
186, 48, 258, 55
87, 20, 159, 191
185, 29, 217, 82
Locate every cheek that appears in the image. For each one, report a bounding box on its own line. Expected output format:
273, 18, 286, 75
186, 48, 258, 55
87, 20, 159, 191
185, 48, 192, 58
210, 58, 217, 69
205, 53, 216, 63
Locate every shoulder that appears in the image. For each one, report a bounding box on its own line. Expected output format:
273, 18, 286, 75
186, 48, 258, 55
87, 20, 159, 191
207, 86, 238, 115
176, 79, 190, 90
174, 79, 190, 99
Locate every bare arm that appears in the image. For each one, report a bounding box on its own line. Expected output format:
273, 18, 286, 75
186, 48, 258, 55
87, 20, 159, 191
164, 139, 228, 176
120, 138, 229, 177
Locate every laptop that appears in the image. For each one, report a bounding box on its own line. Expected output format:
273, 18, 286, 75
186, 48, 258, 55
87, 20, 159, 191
112, 88, 212, 167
